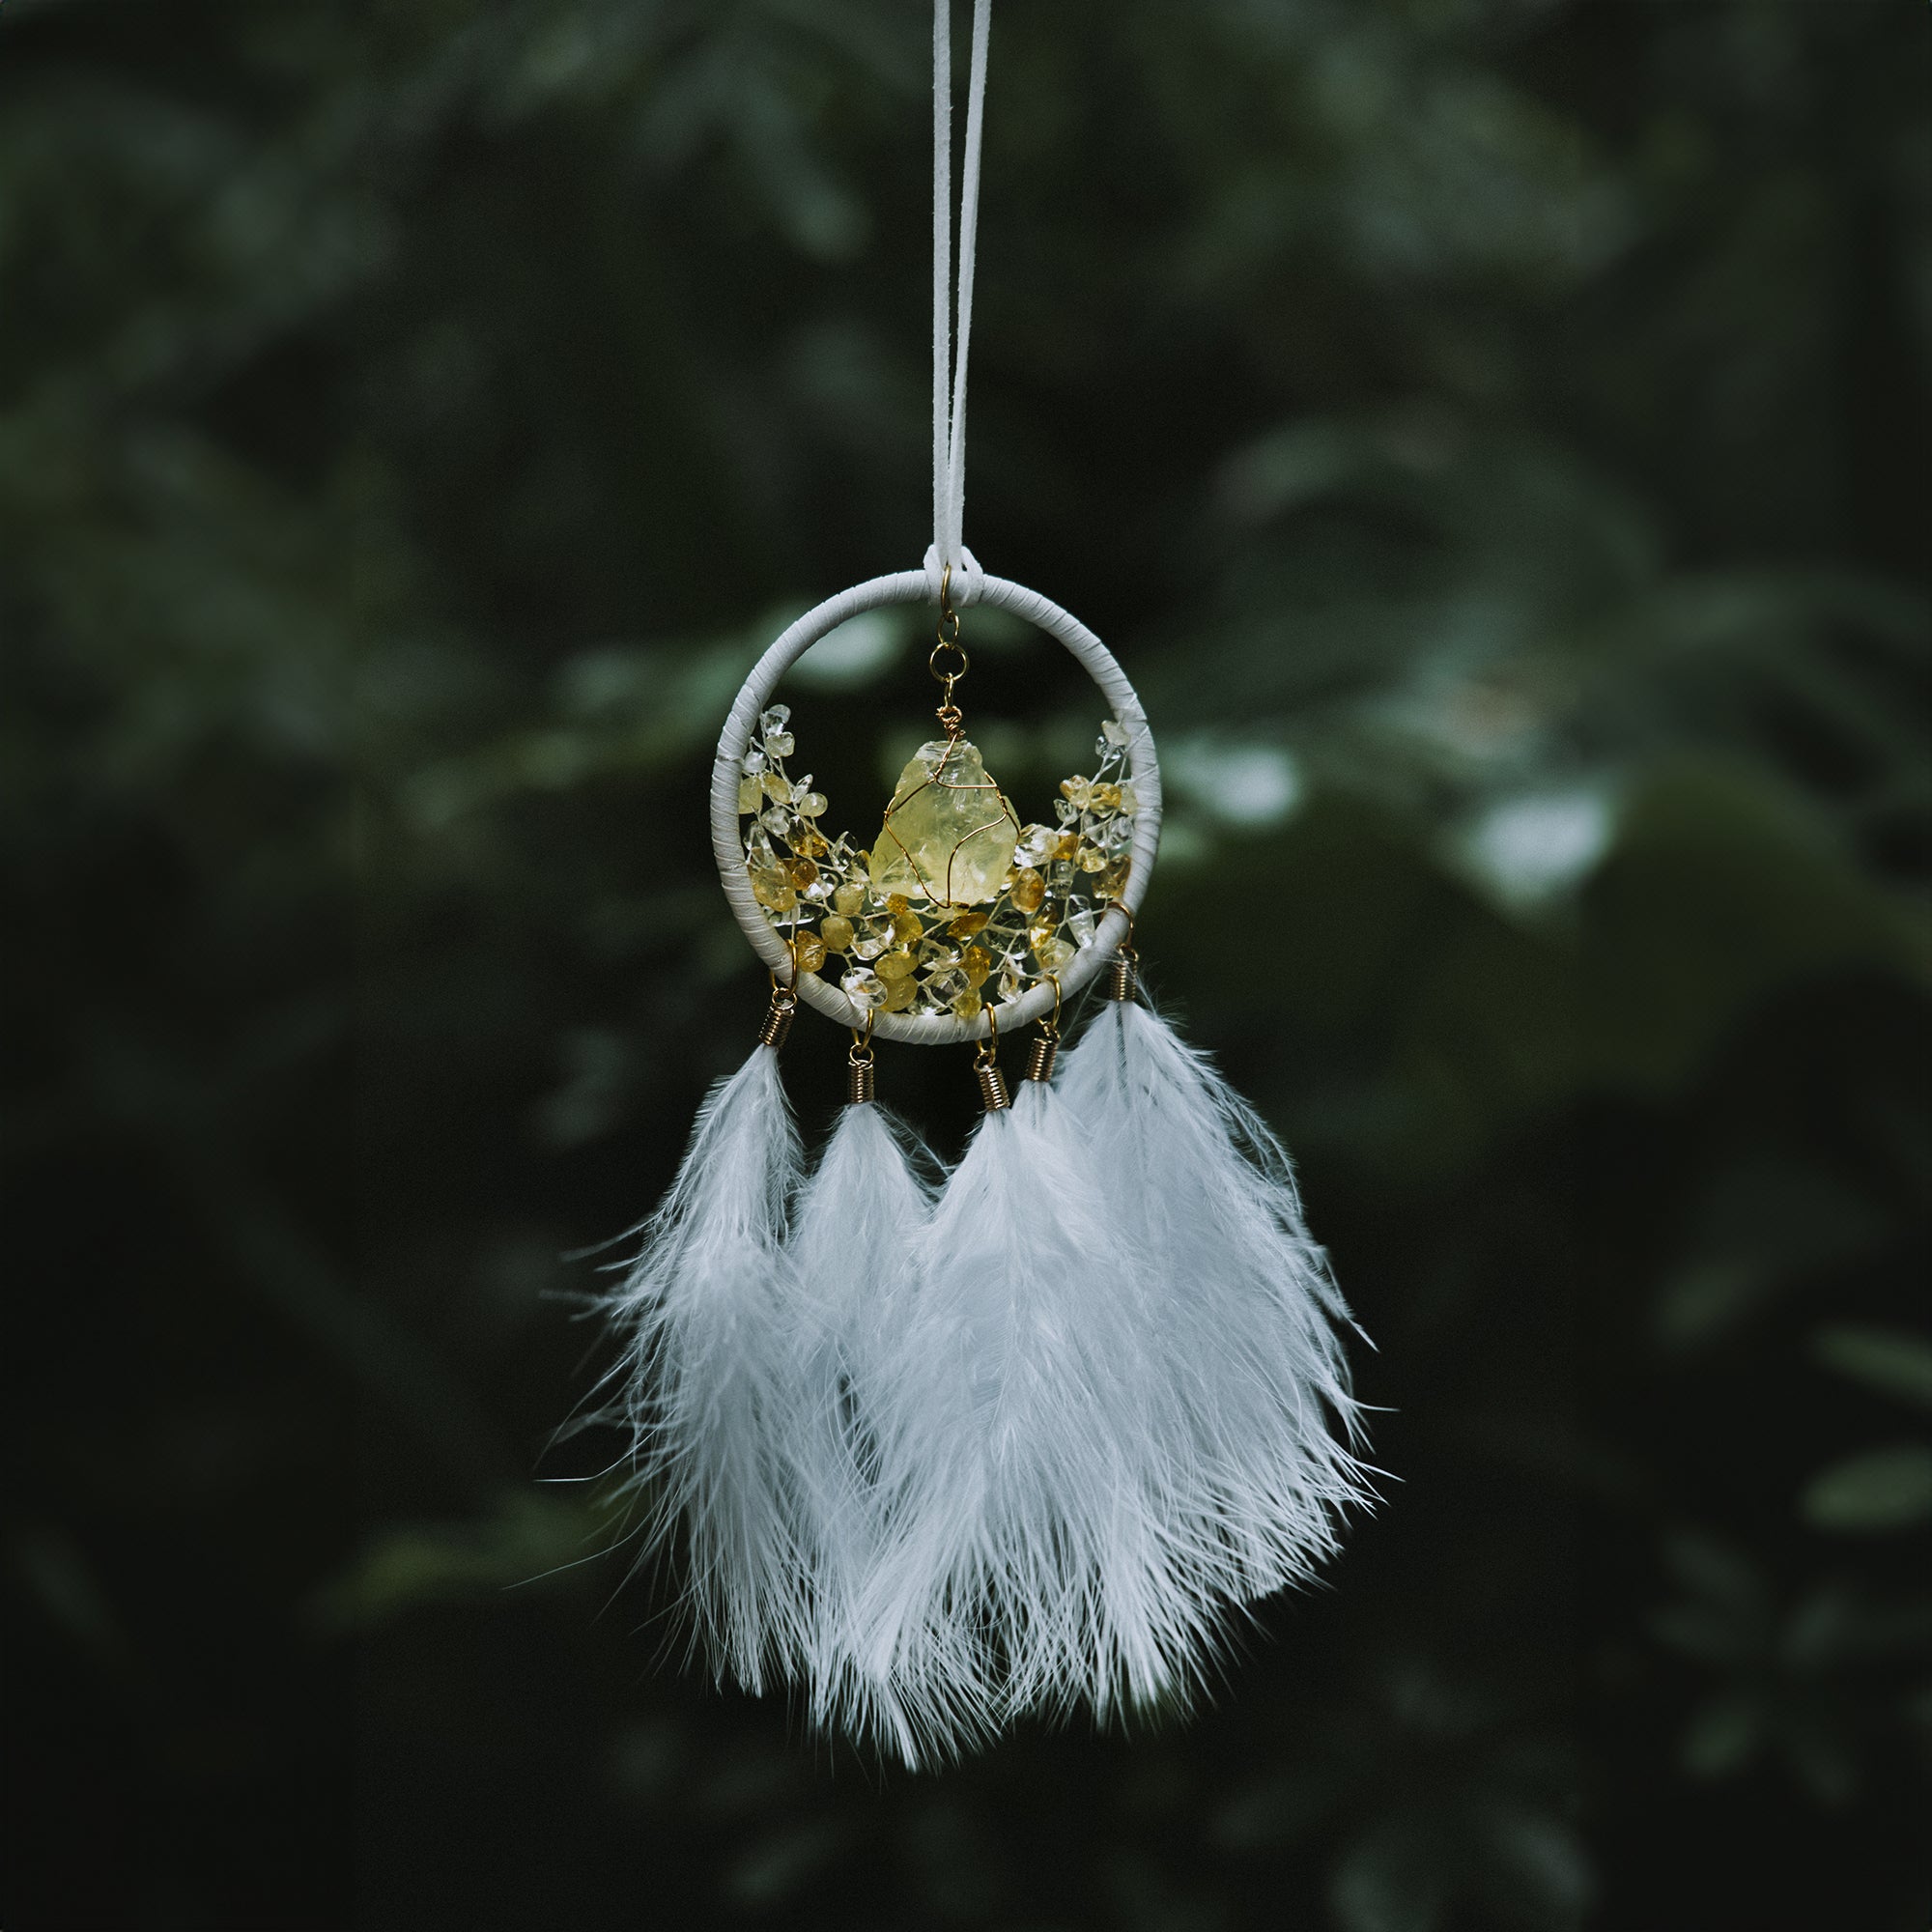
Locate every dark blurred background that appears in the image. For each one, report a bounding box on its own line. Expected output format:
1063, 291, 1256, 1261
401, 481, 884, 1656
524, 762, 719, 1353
4, 2, 1928, 1927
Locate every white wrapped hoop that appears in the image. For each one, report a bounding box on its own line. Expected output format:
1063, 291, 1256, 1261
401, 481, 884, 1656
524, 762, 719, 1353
712, 570, 1162, 1046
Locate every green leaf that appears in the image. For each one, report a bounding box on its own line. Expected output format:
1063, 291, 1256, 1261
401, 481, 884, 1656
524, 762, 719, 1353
1814, 1326, 1932, 1413
1801, 1447, 1932, 1533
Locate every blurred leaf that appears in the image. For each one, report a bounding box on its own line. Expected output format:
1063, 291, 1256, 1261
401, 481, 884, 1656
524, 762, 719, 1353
1800, 1447, 1932, 1534
1682, 1696, 1763, 1779
308, 1490, 605, 1631
1814, 1326, 1932, 1413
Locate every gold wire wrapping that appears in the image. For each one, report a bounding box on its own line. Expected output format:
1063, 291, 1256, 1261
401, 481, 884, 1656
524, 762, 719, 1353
846, 1012, 877, 1104
871, 737, 1023, 910
973, 1001, 1009, 1111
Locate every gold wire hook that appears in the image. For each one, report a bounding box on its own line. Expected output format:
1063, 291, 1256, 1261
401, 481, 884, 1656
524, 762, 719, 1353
768, 921, 801, 1004
848, 1007, 877, 1063
975, 998, 1000, 1065
931, 562, 968, 733
1041, 973, 1063, 1037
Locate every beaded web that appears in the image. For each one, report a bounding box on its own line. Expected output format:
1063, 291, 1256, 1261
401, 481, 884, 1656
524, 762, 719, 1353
738, 706, 1138, 1020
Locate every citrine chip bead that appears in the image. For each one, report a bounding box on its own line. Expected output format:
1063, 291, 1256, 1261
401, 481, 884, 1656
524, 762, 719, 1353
1010, 867, 1045, 914
875, 949, 918, 981
819, 914, 855, 953
750, 869, 796, 912
737, 776, 764, 813
793, 931, 827, 974
833, 882, 867, 917
961, 944, 992, 987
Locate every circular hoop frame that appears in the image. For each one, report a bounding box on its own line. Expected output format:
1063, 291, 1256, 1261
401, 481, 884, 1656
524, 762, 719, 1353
712, 570, 1161, 1045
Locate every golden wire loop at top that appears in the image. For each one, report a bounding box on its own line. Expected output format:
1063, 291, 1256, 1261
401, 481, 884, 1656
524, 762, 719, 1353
768, 923, 802, 1005
1039, 973, 1063, 1037
849, 1007, 877, 1064
974, 998, 1001, 1065
1104, 898, 1138, 958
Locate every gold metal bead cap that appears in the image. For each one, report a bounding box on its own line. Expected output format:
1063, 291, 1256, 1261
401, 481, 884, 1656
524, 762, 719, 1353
975, 1057, 1010, 1113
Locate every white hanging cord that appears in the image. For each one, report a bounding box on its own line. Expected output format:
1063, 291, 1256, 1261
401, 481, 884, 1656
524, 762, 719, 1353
928, 0, 992, 603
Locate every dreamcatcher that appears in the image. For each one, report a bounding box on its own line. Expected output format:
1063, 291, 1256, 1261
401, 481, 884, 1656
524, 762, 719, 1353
594, 0, 1373, 1768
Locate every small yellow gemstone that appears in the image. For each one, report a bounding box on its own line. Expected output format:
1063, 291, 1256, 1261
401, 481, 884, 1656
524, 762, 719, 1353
820, 915, 855, 953
762, 770, 791, 804
1010, 867, 1045, 914
793, 930, 827, 974
1076, 842, 1107, 872
1055, 832, 1081, 861
875, 949, 918, 981
891, 907, 923, 945
1060, 776, 1093, 809
791, 826, 829, 858
961, 944, 992, 987
784, 855, 819, 890
1090, 781, 1122, 812
1035, 935, 1074, 971
833, 883, 867, 917
1116, 782, 1138, 813
1096, 856, 1129, 897
948, 910, 989, 938
886, 894, 911, 916
881, 975, 919, 1012
800, 791, 828, 817
750, 868, 795, 912
951, 988, 982, 1020
737, 776, 764, 813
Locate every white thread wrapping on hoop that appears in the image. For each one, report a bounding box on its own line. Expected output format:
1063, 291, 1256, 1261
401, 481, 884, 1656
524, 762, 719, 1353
712, 573, 1161, 1046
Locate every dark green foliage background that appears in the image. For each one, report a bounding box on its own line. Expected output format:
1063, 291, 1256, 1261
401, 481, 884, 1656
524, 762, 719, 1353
3, 2, 1928, 1928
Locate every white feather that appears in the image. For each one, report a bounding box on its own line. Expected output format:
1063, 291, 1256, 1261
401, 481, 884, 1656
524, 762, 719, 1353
1057, 998, 1376, 1605
857, 1076, 1228, 1734
781, 1098, 985, 1766
603, 1043, 808, 1692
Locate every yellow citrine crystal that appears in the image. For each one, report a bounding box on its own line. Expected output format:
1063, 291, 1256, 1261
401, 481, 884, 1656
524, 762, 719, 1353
1009, 867, 1045, 914
750, 868, 795, 912
820, 914, 855, 953
869, 739, 1021, 909
793, 930, 827, 974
